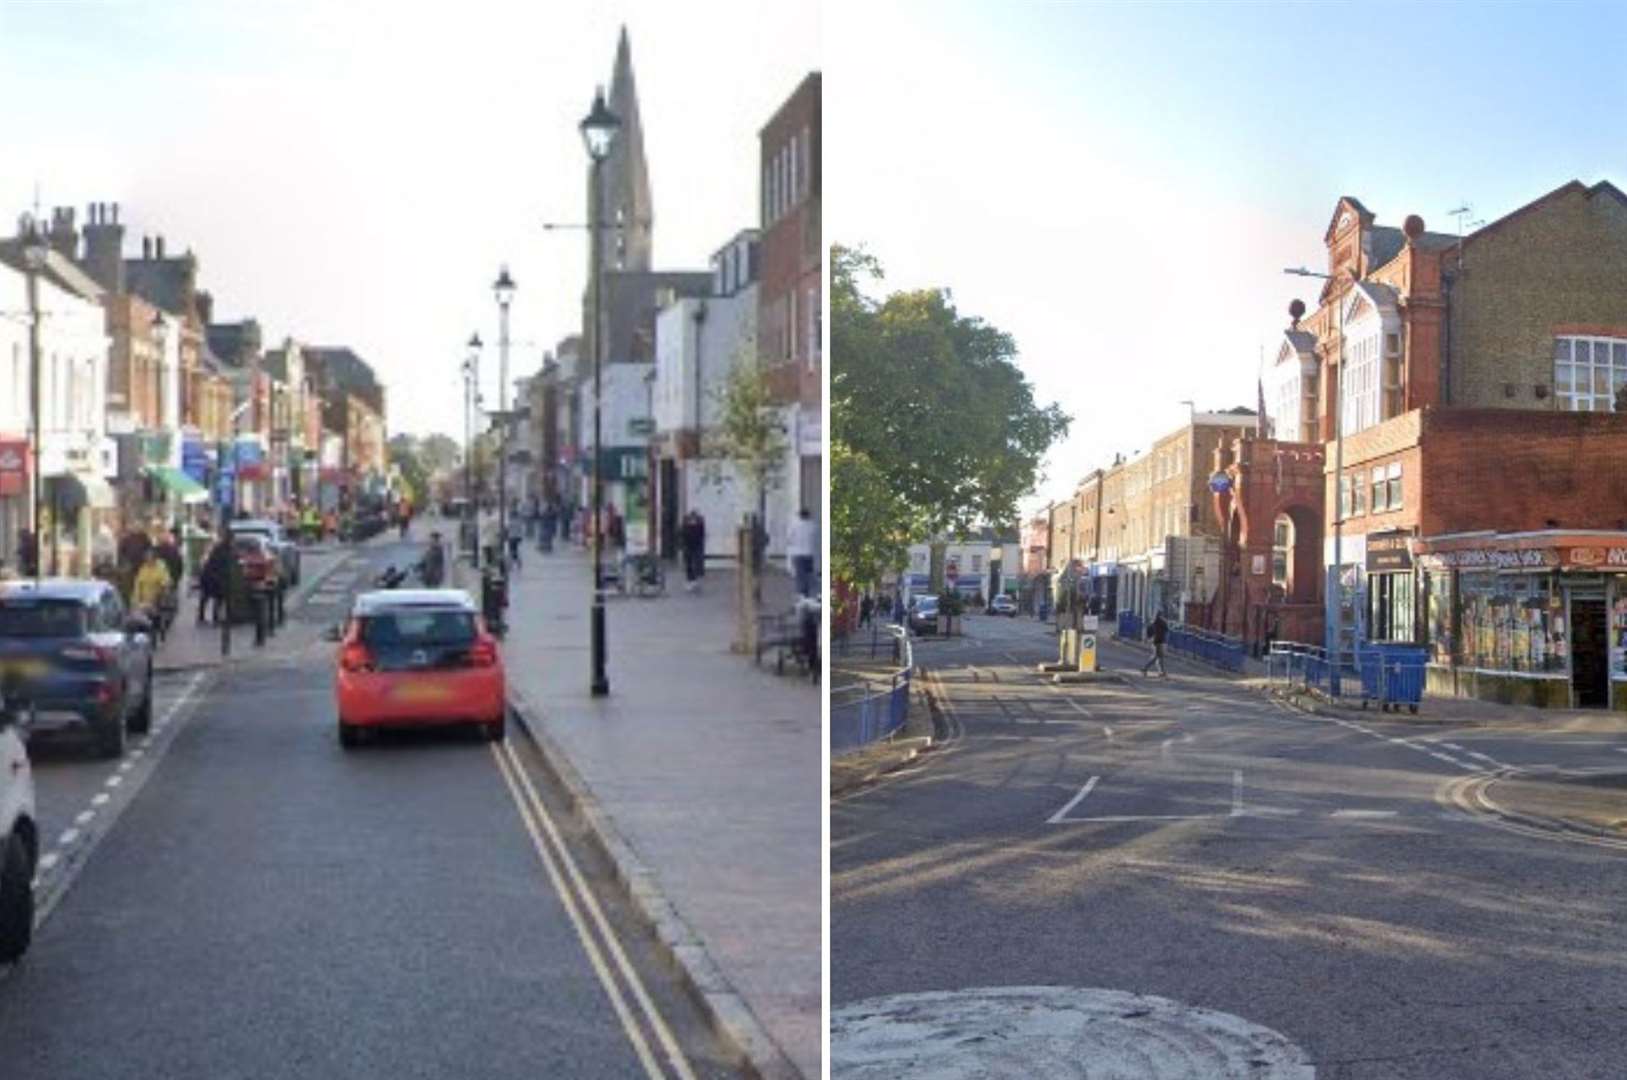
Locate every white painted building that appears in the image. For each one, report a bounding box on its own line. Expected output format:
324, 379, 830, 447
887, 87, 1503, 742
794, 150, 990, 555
0, 250, 113, 575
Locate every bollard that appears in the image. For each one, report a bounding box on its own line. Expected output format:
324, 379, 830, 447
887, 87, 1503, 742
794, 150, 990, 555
254, 592, 267, 647
220, 602, 231, 657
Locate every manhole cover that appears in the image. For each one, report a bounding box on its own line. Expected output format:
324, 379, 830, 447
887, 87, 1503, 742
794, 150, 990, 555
831, 986, 1314, 1078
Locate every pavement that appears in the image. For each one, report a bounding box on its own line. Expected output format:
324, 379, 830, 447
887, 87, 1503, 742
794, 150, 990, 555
461, 533, 820, 1080
833, 612, 1627, 1079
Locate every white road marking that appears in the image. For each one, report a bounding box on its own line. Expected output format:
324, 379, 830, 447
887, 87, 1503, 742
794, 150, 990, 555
1160, 737, 1174, 761
90, 792, 109, 807
1468, 751, 1501, 764
37, 852, 60, 871
1102, 726, 1114, 741
1440, 743, 1465, 751
1046, 777, 1100, 824
57, 828, 79, 847
1331, 809, 1400, 819
1231, 769, 1244, 816
1428, 752, 1461, 765
130, 748, 145, 760
73, 810, 94, 826
104, 775, 123, 788
118, 761, 134, 773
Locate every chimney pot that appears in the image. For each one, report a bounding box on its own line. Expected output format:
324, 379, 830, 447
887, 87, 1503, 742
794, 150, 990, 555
142, 236, 152, 259
155, 235, 165, 260
111, 203, 119, 225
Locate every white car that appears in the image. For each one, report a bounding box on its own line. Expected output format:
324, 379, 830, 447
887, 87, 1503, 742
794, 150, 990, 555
989, 595, 1018, 616
0, 691, 36, 962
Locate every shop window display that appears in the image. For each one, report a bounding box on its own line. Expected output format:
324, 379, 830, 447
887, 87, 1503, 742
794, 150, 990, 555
1612, 590, 1627, 679
1426, 570, 1453, 664
1458, 572, 1565, 674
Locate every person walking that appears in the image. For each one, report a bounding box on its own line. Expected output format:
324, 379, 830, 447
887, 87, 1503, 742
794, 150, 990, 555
859, 593, 874, 628
506, 517, 523, 573
538, 500, 557, 554
199, 531, 232, 625
418, 531, 447, 587
132, 547, 172, 635
679, 510, 704, 592
787, 508, 818, 598
1142, 612, 1169, 678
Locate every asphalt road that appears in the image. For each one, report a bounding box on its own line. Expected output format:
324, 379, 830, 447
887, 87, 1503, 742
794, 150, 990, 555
1, 535, 740, 1080
832, 614, 1627, 1079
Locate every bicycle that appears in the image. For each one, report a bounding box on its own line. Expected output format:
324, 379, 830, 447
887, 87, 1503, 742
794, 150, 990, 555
623, 553, 665, 598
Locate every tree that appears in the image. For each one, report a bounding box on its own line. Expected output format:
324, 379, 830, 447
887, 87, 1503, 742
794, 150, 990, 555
418, 433, 462, 475
832, 243, 1069, 536
702, 344, 789, 530
830, 440, 916, 589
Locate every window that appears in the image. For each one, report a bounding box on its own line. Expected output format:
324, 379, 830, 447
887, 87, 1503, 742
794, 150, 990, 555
1272, 515, 1291, 588
1387, 462, 1402, 509
808, 286, 820, 368
1339, 474, 1352, 520
1353, 471, 1366, 515
1555, 336, 1627, 411
1371, 466, 1387, 513
971, 555, 983, 573
1340, 333, 1381, 435
1369, 572, 1415, 642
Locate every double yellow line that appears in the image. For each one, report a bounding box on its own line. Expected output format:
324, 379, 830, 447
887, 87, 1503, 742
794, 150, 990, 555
490, 739, 698, 1080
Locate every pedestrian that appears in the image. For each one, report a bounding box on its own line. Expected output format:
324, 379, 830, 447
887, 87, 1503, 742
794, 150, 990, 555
606, 504, 625, 556
859, 593, 874, 627
787, 508, 818, 598
506, 517, 523, 572
16, 528, 37, 578
199, 531, 232, 625
1142, 611, 1169, 677
418, 531, 447, 587
131, 547, 172, 625
679, 511, 704, 591
892, 591, 905, 623
538, 500, 557, 554
156, 530, 184, 590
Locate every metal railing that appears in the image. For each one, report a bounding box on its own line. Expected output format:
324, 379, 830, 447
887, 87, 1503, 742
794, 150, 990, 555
1265, 639, 1427, 711
831, 626, 913, 755
1165, 623, 1248, 673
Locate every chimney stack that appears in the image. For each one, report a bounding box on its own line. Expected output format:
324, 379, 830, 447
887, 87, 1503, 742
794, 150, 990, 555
82, 199, 126, 295
155, 235, 165, 260
48, 207, 77, 259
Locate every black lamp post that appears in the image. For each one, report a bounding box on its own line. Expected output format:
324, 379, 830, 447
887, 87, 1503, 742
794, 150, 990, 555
493, 267, 515, 576
20, 218, 46, 586
465, 333, 482, 562
581, 86, 621, 697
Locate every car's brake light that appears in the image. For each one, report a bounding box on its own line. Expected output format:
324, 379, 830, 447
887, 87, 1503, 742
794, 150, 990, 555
61, 643, 112, 664
339, 641, 375, 673
466, 636, 498, 668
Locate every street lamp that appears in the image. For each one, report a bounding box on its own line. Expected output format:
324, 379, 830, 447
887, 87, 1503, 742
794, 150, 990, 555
20, 217, 46, 586
465, 333, 482, 561
493, 267, 515, 577
1284, 265, 1346, 695
581, 85, 621, 698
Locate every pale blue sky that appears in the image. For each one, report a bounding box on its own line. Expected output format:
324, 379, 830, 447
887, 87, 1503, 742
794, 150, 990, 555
828, 0, 1627, 517
0, 0, 818, 437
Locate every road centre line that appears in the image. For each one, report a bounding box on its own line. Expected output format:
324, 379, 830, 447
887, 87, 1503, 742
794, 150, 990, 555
492, 740, 698, 1080
1331, 809, 1400, 818
1231, 769, 1244, 816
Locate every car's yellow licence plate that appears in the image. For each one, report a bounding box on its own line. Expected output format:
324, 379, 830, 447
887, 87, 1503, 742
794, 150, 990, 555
394, 681, 452, 703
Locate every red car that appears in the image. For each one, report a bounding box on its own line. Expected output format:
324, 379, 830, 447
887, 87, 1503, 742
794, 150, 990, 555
333, 589, 505, 748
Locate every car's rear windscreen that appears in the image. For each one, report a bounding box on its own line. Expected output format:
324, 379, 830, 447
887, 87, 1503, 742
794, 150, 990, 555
0, 600, 87, 637
360, 610, 476, 646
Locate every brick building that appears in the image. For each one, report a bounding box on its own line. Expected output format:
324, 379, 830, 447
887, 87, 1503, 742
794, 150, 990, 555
758, 71, 821, 539
1266, 179, 1627, 708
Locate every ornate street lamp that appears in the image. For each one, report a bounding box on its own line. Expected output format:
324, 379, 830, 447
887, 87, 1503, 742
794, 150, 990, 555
581, 86, 621, 697
493, 267, 515, 578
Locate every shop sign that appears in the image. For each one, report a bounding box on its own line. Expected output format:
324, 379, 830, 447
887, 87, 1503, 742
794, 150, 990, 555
1208, 472, 1232, 494
1366, 531, 1414, 572
1428, 548, 1557, 570
0, 438, 27, 496
1565, 546, 1627, 571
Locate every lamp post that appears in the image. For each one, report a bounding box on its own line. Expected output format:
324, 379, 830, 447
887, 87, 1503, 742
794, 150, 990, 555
1284, 265, 1346, 695
21, 219, 46, 586
581, 86, 621, 698
465, 333, 482, 563
493, 267, 515, 576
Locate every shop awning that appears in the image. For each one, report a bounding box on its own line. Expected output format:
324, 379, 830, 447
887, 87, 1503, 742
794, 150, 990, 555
146, 465, 210, 505
45, 472, 116, 513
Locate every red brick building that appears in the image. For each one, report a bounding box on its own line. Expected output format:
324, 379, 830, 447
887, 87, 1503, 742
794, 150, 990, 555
1266, 180, 1627, 708
759, 72, 821, 524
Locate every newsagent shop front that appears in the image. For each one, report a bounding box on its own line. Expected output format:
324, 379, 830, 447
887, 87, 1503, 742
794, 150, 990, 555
1415, 532, 1627, 710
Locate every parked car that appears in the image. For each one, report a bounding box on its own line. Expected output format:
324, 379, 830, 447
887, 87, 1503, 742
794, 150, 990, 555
333, 589, 505, 748
228, 518, 300, 587
989, 594, 1018, 617
0, 579, 155, 759
0, 687, 36, 962
908, 595, 940, 635
231, 534, 282, 592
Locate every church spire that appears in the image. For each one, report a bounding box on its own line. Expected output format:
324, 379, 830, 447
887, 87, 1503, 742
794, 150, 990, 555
592, 25, 652, 273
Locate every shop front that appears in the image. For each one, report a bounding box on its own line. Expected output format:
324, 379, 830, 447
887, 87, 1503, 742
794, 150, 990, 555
1416, 531, 1627, 710
0, 437, 29, 567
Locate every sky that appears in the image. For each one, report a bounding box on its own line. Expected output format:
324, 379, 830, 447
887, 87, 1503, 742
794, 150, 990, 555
0, 0, 818, 438
827, 0, 1627, 521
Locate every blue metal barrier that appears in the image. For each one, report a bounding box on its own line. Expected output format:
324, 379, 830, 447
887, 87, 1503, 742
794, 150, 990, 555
831, 628, 914, 755
1118, 611, 1143, 642
1355, 644, 1428, 712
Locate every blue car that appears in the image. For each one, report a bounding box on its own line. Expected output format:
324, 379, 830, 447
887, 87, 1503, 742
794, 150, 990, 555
0, 579, 155, 759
